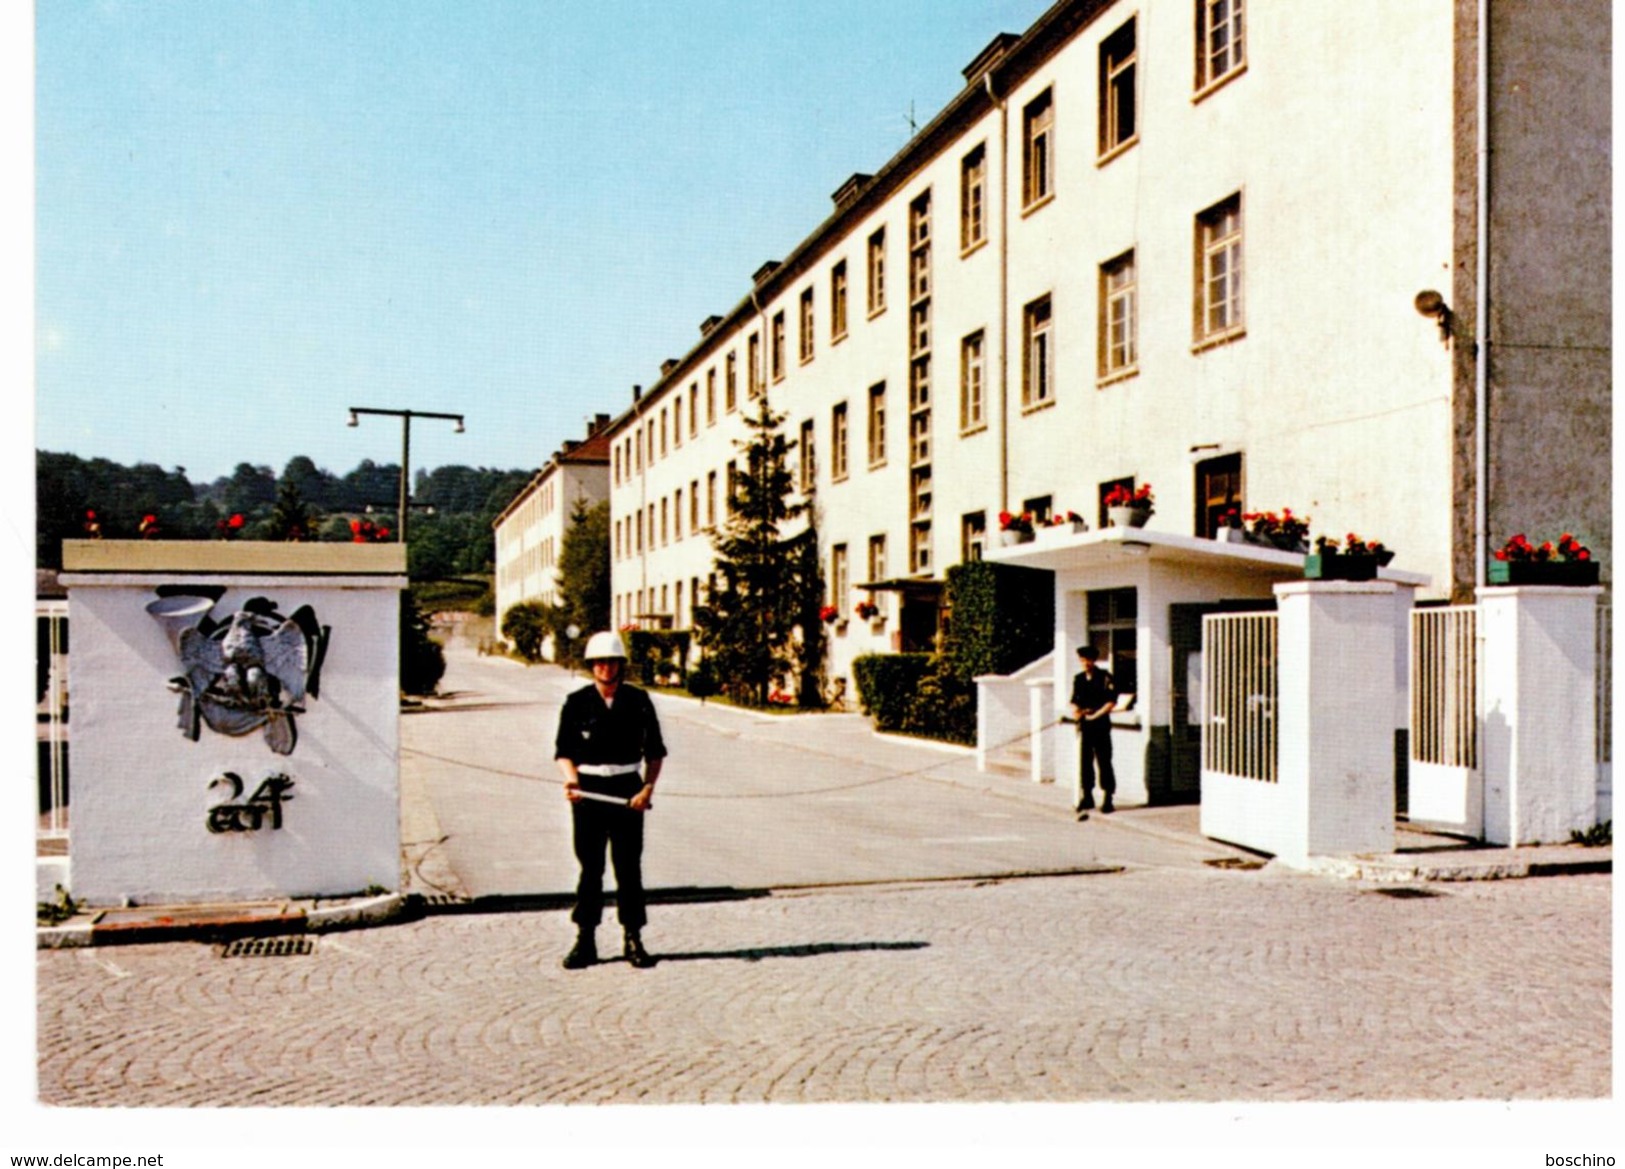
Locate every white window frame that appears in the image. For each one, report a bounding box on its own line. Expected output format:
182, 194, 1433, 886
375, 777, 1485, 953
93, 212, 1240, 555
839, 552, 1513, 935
1023, 295, 1054, 409
960, 330, 986, 431
1099, 250, 1138, 380
867, 382, 887, 468
1196, 195, 1244, 346
960, 144, 987, 252
1023, 89, 1054, 209
1196, 0, 1246, 96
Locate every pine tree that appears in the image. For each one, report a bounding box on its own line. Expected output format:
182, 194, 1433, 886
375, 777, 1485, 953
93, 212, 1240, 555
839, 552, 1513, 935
552, 499, 611, 662
267, 479, 315, 541
693, 396, 823, 706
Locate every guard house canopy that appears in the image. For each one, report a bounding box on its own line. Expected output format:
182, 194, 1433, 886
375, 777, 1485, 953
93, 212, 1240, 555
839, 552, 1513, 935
982, 525, 1426, 807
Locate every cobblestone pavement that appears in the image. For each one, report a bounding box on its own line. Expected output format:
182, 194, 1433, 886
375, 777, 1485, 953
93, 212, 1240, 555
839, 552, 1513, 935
37, 867, 1610, 1106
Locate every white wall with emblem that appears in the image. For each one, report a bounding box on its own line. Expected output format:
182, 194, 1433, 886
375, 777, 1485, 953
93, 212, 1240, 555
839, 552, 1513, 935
60, 541, 408, 905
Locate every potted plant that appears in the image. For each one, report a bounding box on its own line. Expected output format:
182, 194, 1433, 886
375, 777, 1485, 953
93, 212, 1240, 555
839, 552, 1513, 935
1489, 533, 1600, 586
1304, 533, 1393, 581
1216, 507, 1247, 544
819, 604, 840, 625
1241, 508, 1310, 553
997, 510, 1036, 545
1037, 510, 1088, 542
854, 600, 881, 622
1104, 483, 1153, 528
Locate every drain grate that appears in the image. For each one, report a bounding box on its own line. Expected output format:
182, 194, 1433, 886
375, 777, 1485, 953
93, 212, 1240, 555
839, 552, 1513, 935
220, 936, 315, 958
1204, 857, 1266, 871
1369, 886, 1442, 899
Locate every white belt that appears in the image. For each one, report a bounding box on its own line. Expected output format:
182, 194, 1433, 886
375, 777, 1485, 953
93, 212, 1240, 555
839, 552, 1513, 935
577, 764, 642, 777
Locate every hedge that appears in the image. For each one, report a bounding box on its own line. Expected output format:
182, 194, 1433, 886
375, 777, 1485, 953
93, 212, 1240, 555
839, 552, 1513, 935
852, 653, 975, 744
942, 559, 1054, 680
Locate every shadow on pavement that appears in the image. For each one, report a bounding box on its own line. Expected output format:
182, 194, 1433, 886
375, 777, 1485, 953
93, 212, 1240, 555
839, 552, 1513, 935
419, 885, 777, 917
652, 940, 930, 963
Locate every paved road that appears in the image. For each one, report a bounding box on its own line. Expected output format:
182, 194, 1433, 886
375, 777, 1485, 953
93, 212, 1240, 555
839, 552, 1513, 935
36, 867, 1610, 1105
401, 644, 1248, 901
33, 641, 1613, 1113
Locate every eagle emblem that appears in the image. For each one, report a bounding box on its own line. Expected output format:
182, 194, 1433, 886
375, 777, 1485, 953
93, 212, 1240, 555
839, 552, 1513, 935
148, 590, 330, 755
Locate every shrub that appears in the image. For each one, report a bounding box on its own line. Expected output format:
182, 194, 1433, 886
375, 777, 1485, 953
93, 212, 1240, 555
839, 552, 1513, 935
400, 596, 446, 696
501, 600, 553, 663
852, 654, 934, 731
942, 560, 1054, 681
686, 659, 719, 700
626, 630, 691, 685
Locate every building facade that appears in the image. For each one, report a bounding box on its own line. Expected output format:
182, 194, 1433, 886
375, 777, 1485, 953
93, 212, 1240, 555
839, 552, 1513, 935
492, 415, 612, 652
601, 0, 1609, 699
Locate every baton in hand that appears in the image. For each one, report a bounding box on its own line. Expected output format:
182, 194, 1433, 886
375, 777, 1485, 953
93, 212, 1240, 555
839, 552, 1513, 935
571, 789, 630, 806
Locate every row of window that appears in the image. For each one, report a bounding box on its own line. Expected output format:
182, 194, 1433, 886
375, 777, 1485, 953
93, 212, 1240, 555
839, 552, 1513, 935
618, 183, 1242, 497
1019, 191, 1244, 410
1025, 1, 1247, 208
613, 3, 1246, 491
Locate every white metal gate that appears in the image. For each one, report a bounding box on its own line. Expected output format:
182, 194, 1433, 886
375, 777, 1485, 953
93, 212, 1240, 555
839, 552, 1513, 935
1407, 605, 1480, 836
1596, 599, 1612, 821
1201, 612, 1278, 783
37, 601, 70, 840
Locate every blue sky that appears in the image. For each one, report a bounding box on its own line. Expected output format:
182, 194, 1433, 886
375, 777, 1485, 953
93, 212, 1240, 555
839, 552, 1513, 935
34, 0, 1056, 485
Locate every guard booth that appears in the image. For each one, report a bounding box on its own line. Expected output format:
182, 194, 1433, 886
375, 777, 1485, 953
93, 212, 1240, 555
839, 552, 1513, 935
985, 526, 1424, 808
57, 541, 408, 906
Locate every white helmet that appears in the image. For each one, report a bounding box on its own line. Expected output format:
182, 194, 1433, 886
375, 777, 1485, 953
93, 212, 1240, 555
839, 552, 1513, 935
583, 630, 629, 662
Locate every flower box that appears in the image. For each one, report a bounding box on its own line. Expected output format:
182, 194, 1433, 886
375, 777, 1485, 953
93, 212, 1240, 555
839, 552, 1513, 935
1036, 520, 1087, 543
998, 528, 1034, 547
1304, 551, 1380, 581
1107, 505, 1150, 529
1487, 559, 1600, 587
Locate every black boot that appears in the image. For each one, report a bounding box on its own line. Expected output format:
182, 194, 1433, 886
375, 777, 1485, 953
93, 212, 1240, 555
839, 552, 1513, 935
623, 930, 656, 969
562, 929, 596, 970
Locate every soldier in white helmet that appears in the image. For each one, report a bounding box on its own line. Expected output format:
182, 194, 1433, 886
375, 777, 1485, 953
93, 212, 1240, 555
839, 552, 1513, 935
554, 630, 667, 969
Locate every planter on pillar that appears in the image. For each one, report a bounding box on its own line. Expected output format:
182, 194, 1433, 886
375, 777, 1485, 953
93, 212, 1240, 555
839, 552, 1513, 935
1486, 560, 1600, 587
1477, 584, 1603, 845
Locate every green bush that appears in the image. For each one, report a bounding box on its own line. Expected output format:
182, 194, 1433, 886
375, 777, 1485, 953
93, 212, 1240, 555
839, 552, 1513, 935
400, 596, 446, 696
853, 653, 977, 743
686, 659, 719, 699
852, 654, 934, 731
627, 630, 691, 685
501, 600, 552, 663
942, 559, 1054, 680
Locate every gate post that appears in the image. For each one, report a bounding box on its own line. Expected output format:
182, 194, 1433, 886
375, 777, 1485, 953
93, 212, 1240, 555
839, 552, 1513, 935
1274, 580, 1398, 865
1478, 585, 1603, 845
59, 540, 407, 906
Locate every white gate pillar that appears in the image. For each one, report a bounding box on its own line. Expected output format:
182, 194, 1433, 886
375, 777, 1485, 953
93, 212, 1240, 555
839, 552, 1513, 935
1274, 581, 1398, 865
1478, 585, 1602, 845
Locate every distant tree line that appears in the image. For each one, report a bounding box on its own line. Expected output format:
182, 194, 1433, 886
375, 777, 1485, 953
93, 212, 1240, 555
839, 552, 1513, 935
36, 450, 534, 580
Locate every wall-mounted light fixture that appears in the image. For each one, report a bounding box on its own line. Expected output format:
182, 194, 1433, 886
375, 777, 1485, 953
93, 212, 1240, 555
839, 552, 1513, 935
1414, 290, 1454, 346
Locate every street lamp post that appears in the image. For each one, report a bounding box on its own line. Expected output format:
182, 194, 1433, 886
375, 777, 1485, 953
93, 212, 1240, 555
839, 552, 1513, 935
347, 407, 465, 544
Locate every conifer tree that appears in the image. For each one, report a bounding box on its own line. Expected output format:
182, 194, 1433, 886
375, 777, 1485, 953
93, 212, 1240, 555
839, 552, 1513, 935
693, 396, 823, 706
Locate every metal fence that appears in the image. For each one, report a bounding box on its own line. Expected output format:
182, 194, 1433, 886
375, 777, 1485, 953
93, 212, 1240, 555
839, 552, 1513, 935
1201, 611, 1278, 783
36, 601, 69, 839
1598, 598, 1612, 767
1411, 605, 1479, 769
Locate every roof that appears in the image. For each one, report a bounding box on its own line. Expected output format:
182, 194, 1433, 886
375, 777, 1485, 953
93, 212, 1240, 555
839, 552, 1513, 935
987, 526, 1431, 588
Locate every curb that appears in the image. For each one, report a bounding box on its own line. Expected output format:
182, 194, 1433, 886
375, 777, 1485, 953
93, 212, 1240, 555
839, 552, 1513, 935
37, 891, 413, 950
1283, 854, 1610, 883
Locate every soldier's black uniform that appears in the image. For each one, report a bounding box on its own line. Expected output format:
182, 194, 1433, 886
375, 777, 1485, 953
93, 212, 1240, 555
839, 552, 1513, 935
1070, 665, 1118, 812
554, 682, 667, 932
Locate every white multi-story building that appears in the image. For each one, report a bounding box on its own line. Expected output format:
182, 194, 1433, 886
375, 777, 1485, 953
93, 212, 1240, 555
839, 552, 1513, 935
492, 414, 612, 652
604, 0, 1610, 747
